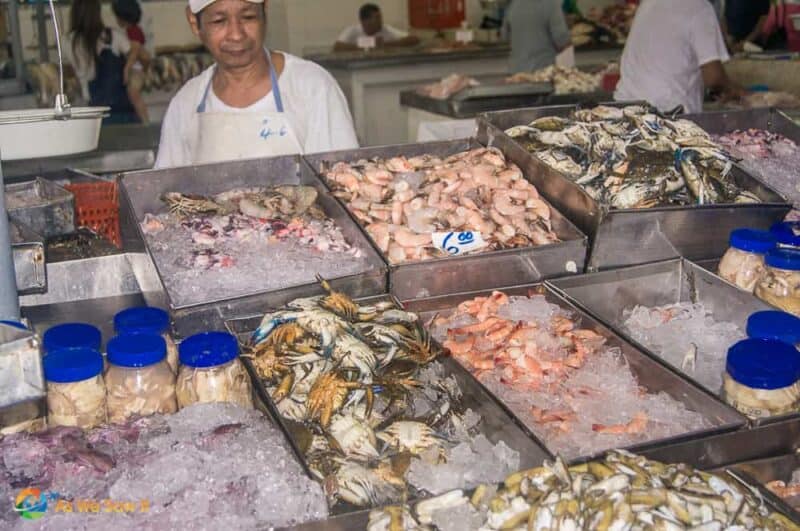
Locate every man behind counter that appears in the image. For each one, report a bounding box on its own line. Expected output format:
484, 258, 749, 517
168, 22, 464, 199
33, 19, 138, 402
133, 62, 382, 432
334, 3, 420, 51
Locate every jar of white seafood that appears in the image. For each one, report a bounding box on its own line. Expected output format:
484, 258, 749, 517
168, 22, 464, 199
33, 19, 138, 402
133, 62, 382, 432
106, 334, 177, 423
114, 307, 178, 374
747, 310, 800, 349
176, 332, 252, 409
771, 221, 800, 249
755, 248, 800, 316
44, 348, 106, 429
717, 229, 775, 292
723, 338, 800, 419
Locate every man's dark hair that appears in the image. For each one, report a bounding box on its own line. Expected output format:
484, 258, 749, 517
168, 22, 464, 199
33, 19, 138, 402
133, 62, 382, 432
359, 3, 380, 21
112, 0, 142, 25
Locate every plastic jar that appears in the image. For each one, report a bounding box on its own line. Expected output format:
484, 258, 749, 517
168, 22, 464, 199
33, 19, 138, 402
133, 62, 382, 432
747, 310, 800, 349
105, 334, 177, 423
771, 221, 800, 249
176, 332, 252, 409
114, 307, 178, 374
755, 248, 800, 316
717, 229, 775, 292
42, 322, 101, 354
723, 338, 800, 419
43, 348, 106, 429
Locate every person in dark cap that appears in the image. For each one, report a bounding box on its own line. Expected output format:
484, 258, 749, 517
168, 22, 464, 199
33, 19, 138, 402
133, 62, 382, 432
112, 0, 150, 122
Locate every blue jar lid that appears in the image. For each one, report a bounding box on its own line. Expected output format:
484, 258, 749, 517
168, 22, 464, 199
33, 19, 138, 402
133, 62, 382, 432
770, 222, 800, 248
107, 334, 167, 368
747, 311, 800, 345
726, 338, 800, 390
179, 332, 239, 368
0, 320, 27, 330
43, 323, 102, 353
114, 307, 169, 335
44, 348, 104, 383
765, 248, 800, 271
728, 228, 776, 254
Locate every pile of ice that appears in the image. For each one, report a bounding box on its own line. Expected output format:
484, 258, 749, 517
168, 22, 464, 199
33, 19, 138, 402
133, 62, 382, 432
406, 434, 520, 495
623, 302, 745, 394
0, 403, 327, 530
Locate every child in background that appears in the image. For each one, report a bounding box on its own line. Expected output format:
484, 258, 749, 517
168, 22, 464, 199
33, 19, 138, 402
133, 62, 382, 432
112, 0, 150, 123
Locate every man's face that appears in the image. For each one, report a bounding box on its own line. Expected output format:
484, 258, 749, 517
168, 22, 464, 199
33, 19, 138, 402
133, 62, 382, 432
361, 11, 382, 36
188, 0, 266, 70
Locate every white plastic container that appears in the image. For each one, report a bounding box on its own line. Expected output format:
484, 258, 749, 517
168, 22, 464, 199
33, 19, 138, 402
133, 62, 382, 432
0, 107, 108, 160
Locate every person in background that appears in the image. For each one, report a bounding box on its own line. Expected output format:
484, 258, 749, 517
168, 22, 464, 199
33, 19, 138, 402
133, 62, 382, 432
112, 0, 151, 123
503, 0, 572, 73
68, 0, 138, 123
725, 0, 770, 50
615, 0, 743, 114
154, 0, 358, 168
334, 3, 420, 51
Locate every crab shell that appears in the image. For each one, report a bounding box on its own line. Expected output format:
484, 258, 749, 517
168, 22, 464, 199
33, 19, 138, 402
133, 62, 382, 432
377, 421, 440, 454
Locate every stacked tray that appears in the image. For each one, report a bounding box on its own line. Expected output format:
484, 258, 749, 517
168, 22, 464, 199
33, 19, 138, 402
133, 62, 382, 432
479, 104, 791, 271
120, 155, 388, 337
306, 137, 588, 300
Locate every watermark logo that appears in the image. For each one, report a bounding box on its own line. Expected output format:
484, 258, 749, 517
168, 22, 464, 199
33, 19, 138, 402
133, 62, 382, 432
14, 488, 50, 520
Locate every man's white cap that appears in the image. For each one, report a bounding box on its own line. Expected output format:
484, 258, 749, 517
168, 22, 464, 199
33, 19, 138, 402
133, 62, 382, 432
189, 0, 263, 14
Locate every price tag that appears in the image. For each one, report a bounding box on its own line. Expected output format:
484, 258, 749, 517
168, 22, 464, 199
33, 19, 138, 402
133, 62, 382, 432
432, 231, 488, 256
357, 36, 377, 50
455, 29, 474, 44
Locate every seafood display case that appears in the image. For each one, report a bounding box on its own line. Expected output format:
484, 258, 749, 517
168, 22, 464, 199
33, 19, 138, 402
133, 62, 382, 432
480, 105, 792, 271
305, 138, 588, 301
224, 294, 553, 516
547, 258, 796, 424
722, 452, 800, 519
5, 177, 75, 238
402, 283, 747, 463
120, 155, 388, 337
685, 107, 800, 143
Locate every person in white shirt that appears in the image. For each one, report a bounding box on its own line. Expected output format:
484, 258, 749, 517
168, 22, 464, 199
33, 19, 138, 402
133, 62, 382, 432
614, 0, 743, 114
334, 3, 420, 51
154, 0, 359, 169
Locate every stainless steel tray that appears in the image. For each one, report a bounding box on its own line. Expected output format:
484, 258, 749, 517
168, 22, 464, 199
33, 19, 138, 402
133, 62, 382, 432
120, 155, 388, 338
643, 416, 800, 470
547, 258, 791, 424
479, 105, 792, 271
224, 296, 552, 516
401, 283, 746, 463
715, 455, 800, 524
685, 107, 800, 144
9, 218, 46, 294
5, 177, 75, 238
400, 83, 552, 119
305, 138, 588, 301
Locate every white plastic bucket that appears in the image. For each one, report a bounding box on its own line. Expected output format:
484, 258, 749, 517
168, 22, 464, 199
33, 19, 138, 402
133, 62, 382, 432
0, 106, 108, 161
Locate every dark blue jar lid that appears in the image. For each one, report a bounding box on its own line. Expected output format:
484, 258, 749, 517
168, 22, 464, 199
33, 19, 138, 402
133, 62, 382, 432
178, 332, 239, 368
747, 310, 800, 345
771, 221, 800, 247
114, 307, 169, 335
43, 323, 101, 353
765, 248, 800, 271
44, 348, 104, 383
726, 338, 800, 390
728, 229, 776, 254
107, 334, 167, 368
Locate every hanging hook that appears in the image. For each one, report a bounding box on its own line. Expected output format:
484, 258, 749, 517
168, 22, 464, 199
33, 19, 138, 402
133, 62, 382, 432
49, 0, 70, 118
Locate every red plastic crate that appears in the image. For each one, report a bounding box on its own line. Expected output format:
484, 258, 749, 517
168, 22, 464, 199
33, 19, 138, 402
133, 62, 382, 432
409, 0, 465, 30
64, 181, 122, 248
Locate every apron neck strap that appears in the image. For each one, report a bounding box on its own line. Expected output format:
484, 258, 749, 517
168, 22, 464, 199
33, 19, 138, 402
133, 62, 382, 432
197, 49, 284, 113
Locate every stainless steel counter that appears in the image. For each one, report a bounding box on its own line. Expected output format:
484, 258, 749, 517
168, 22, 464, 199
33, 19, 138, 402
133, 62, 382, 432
306, 42, 510, 70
